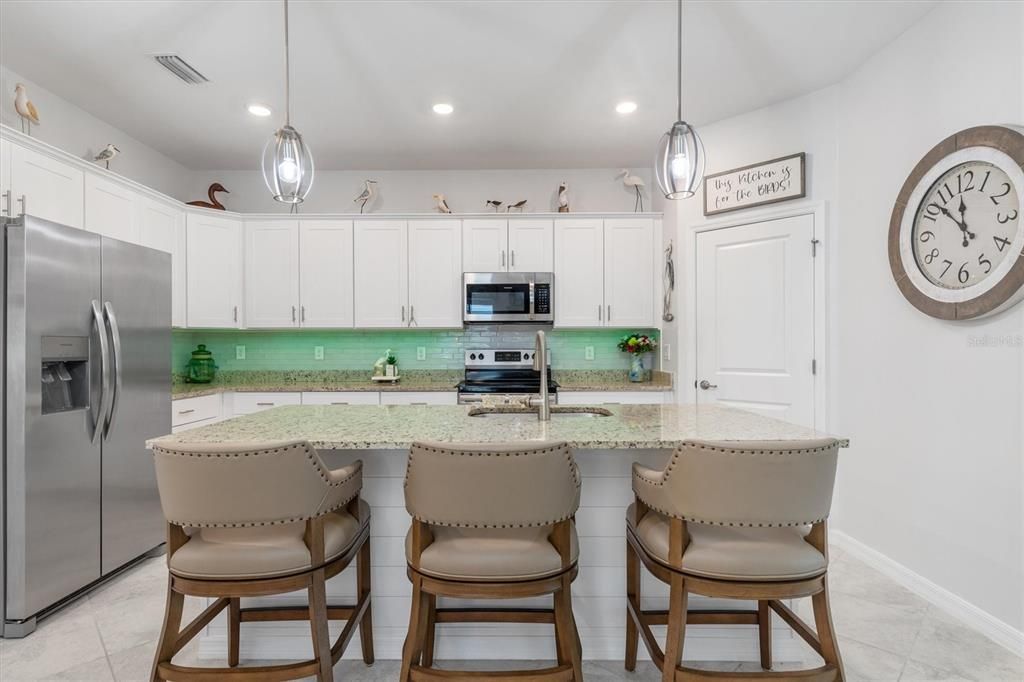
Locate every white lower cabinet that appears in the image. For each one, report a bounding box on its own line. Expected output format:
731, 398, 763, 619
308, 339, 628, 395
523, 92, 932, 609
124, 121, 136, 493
558, 391, 670, 405
186, 212, 243, 328
233, 392, 302, 414
380, 392, 457, 406
245, 220, 300, 328
301, 391, 380, 406
171, 393, 223, 432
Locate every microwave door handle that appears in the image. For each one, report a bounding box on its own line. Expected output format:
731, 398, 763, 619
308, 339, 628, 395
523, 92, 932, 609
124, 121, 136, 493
528, 280, 535, 320
102, 302, 122, 438
90, 300, 110, 444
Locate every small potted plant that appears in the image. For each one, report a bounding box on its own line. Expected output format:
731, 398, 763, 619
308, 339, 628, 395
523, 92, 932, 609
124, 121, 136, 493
384, 349, 398, 377
618, 333, 657, 382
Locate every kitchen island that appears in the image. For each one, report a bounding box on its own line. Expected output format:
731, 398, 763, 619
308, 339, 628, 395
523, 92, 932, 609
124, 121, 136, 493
148, 404, 844, 664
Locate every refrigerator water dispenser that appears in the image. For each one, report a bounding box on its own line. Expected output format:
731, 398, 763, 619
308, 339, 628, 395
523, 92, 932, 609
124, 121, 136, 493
40, 336, 89, 414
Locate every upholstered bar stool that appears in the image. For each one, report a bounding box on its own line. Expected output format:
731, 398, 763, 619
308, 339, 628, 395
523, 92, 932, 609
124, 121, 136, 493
400, 441, 583, 681
149, 440, 374, 682
625, 438, 844, 682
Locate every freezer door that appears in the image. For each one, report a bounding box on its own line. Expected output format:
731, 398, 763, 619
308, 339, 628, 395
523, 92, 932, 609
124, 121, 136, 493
4, 217, 103, 622
100, 238, 170, 574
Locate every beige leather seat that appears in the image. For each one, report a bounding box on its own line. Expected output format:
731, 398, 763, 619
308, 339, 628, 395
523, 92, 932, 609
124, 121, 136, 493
400, 441, 584, 681
625, 439, 844, 682
150, 440, 374, 682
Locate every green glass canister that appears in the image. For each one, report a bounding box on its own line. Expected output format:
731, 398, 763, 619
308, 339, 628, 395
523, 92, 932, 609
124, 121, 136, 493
186, 344, 218, 383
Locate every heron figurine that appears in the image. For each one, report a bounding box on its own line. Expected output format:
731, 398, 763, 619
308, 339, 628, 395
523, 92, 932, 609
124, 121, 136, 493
618, 169, 646, 212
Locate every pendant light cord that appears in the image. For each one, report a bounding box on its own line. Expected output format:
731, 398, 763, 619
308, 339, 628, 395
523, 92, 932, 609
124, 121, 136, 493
676, 0, 682, 122
283, 0, 291, 126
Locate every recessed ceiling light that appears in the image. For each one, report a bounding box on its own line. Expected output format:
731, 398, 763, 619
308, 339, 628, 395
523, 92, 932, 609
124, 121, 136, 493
247, 103, 272, 117
432, 103, 454, 115
616, 101, 638, 114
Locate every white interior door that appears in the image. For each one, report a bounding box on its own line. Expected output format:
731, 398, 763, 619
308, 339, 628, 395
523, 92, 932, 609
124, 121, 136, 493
695, 214, 816, 427
408, 219, 462, 327
245, 220, 300, 328
508, 219, 553, 271
463, 219, 507, 271
299, 220, 354, 328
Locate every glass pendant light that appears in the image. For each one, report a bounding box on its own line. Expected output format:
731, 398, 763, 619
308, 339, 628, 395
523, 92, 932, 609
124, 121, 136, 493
262, 0, 314, 205
655, 0, 705, 200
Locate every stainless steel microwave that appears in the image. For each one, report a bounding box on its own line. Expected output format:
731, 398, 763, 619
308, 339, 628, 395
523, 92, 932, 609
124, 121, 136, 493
463, 272, 554, 324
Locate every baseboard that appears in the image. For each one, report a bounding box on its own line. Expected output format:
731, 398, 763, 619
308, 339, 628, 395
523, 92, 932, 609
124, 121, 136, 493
830, 529, 1024, 656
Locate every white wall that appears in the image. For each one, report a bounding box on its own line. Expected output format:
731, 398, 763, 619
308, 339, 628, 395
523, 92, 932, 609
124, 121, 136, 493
833, 0, 1023, 631
184, 167, 652, 214
0, 66, 191, 200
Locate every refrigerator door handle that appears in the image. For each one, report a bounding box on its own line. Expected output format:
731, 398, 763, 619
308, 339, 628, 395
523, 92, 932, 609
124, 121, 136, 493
90, 300, 111, 444
102, 301, 123, 438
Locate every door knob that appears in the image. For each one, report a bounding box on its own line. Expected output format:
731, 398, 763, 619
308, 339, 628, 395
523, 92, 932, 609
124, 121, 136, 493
699, 380, 718, 390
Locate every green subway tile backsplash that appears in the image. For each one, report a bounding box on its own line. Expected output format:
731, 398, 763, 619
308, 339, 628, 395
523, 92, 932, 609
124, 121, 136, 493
172, 327, 659, 374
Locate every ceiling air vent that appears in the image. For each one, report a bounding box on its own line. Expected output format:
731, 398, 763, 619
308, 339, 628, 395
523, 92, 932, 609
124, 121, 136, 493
153, 55, 209, 84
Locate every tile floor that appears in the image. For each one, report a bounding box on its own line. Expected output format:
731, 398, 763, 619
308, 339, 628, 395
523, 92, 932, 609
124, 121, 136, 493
0, 543, 1021, 681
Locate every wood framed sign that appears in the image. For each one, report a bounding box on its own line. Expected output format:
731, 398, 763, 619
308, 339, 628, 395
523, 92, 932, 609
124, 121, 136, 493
703, 152, 806, 216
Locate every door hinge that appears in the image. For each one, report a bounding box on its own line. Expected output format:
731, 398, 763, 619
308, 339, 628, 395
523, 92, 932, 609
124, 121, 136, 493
812, 358, 817, 375
811, 238, 820, 257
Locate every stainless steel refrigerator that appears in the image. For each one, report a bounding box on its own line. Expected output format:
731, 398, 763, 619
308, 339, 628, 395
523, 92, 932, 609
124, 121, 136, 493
1, 215, 170, 637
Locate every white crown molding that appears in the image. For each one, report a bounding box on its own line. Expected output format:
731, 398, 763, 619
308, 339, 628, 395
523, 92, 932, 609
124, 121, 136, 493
830, 529, 1024, 656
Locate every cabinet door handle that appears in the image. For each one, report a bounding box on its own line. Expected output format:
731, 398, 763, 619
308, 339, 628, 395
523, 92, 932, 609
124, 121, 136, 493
607, 305, 611, 321
598, 305, 603, 321
501, 250, 506, 268
409, 305, 416, 327
233, 305, 238, 323
401, 305, 405, 322
511, 250, 515, 268
177, 408, 196, 415
301, 306, 306, 322
17, 194, 26, 217
256, 402, 275, 406
292, 305, 296, 322
1, 190, 10, 216
330, 401, 349, 405
409, 402, 427, 406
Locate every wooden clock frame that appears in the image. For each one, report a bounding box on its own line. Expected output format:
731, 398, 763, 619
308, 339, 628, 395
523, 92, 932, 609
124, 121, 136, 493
888, 125, 1024, 320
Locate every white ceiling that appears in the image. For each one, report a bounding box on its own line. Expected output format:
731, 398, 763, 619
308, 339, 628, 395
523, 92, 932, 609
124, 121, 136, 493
0, 0, 935, 170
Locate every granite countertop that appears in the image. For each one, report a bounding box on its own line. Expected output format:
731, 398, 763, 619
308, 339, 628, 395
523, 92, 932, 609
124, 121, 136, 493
171, 370, 673, 400
148, 403, 846, 451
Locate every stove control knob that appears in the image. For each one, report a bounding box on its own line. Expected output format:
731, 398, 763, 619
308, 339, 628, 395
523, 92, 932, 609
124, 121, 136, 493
523, 353, 530, 360
470, 353, 477, 360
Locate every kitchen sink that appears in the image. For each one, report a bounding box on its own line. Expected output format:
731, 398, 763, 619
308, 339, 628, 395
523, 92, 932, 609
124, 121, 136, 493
468, 406, 613, 418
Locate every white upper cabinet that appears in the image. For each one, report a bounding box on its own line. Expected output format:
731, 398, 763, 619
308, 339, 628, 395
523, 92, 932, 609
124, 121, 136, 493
463, 218, 553, 272
299, 220, 354, 328
353, 220, 408, 327
137, 198, 186, 327
408, 219, 462, 328
462, 219, 506, 271
85, 173, 137, 242
554, 219, 605, 327
604, 218, 655, 328
186, 212, 243, 328
508, 219, 553, 271
10, 144, 84, 228
245, 220, 300, 328
0, 137, 10, 211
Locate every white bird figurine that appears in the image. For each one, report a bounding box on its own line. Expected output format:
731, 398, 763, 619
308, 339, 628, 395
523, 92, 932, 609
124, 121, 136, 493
557, 182, 569, 212
354, 179, 378, 214
485, 200, 503, 212
93, 143, 121, 170
433, 193, 452, 214
14, 83, 39, 136
618, 169, 646, 212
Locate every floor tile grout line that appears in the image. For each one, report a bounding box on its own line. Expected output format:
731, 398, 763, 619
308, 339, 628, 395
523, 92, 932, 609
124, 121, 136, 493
92, 615, 120, 681
896, 604, 936, 682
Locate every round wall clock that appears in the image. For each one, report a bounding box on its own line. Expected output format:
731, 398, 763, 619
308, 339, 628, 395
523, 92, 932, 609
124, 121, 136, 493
889, 125, 1024, 320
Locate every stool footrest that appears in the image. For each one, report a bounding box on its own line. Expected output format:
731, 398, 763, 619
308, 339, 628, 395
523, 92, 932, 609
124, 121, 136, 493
410, 663, 574, 681
435, 607, 555, 624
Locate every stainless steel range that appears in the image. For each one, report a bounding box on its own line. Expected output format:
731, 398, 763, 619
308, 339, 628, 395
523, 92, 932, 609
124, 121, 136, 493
456, 349, 559, 405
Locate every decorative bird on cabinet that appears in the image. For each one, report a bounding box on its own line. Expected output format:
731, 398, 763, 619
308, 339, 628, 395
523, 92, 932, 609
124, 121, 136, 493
557, 182, 569, 212
433, 193, 452, 214
354, 179, 378, 214
486, 200, 503, 212
506, 199, 527, 213
13, 83, 39, 136
187, 183, 230, 210
93, 144, 120, 170
618, 169, 646, 212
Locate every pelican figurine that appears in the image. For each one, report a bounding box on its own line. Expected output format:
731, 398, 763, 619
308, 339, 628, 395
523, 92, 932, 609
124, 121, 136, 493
486, 200, 503, 212
354, 179, 378, 214
618, 169, 646, 212
506, 199, 527, 213
14, 83, 39, 136
187, 183, 230, 211
93, 144, 120, 170
433, 193, 452, 214
557, 182, 569, 212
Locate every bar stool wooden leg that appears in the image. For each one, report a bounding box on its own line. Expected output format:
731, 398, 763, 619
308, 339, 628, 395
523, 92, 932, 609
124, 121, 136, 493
308, 568, 334, 682
625, 539, 641, 671
812, 578, 844, 680
758, 600, 772, 670
662, 573, 688, 682
150, 578, 184, 682
400, 575, 429, 681
422, 593, 437, 666
553, 573, 583, 681
357, 538, 375, 664
228, 598, 241, 667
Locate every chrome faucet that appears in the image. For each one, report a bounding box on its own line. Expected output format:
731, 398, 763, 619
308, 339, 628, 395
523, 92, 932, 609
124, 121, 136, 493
530, 330, 551, 421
